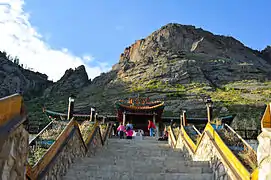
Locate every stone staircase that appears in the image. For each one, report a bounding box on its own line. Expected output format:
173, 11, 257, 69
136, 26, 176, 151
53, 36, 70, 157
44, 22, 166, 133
63, 137, 213, 180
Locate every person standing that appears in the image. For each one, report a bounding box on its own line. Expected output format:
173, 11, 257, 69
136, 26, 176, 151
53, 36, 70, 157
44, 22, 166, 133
148, 120, 156, 137
117, 123, 125, 139
124, 126, 133, 139
126, 121, 133, 130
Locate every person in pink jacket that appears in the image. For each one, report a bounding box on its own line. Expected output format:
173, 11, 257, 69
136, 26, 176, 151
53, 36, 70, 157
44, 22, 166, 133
117, 123, 125, 139
124, 126, 133, 139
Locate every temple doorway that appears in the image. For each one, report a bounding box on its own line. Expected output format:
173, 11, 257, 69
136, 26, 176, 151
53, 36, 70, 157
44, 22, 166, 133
115, 97, 165, 136
126, 114, 153, 135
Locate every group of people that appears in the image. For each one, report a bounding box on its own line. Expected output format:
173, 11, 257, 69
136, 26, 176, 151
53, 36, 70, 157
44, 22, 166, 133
116, 120, 168, 141
116, 122, 134, 139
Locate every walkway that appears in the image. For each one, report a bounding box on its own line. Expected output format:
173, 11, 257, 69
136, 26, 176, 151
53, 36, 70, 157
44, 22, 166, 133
63, 137, 213, 180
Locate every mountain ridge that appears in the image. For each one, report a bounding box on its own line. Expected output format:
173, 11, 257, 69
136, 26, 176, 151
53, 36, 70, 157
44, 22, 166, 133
1, 23, 271, 130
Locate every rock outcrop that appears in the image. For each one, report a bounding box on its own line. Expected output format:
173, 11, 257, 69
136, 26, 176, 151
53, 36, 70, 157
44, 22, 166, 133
43, 65, 89, 97
261, 45, 271, 63
0, 51, 52, 99
115, 23, 271, 87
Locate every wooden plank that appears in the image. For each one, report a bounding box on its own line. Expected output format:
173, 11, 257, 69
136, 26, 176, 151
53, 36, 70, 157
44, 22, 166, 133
261, 104, 271, 128
0, 94, 22, 127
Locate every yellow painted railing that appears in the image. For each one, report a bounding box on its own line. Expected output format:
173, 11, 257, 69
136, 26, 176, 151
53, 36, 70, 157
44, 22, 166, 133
261, 104, 271, 128
168, 125, 176, 148
251, 168, 259, 180
170, 123, 258, 180
0, 94, 22, 126
181, 126, 197, 151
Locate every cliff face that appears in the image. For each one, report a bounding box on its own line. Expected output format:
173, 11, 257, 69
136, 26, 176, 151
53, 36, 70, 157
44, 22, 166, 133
0, 52, 52, 99
43, 65, 89, 98
114, 23, 271, 87
262, 46, 271, 63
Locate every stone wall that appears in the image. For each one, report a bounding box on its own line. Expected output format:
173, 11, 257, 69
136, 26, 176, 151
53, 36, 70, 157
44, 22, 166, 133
86, 129, 103, 157
257, 128, 271, 180
42, 129, 86, 180
171, 130, 233, 180
0, 124, 29, 180
210, 157, 231, 180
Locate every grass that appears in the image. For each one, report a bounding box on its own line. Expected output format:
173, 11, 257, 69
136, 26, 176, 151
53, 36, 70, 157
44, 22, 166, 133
39, 121, 68, 140
28, 146, 48, 166
24, 79, 271, 132
28, 121, 68, 166
217, 128, 257, 172
79, 121, 95, 141
184, 126, 201, 144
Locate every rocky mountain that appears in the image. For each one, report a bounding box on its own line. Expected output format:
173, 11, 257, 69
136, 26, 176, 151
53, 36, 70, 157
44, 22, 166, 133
43, 65, 89, 98
2, 23, 271, 130
114, 23, 271, 87
0, 51, 52, 99
72, 23, 271, 129
262, 46, 271, 63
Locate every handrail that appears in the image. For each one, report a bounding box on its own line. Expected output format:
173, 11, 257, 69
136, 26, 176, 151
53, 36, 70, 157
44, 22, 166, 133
0, 93, 22, 127
175, 123, 256, 179
225, 124, 257, 153
85, 122, 99, 146
29, 120, 54, 145
192, 125, 201, 135
181, 126, 197, 151
168, 126, 177, 148
225, 124, 258, 178
102, 123, 113, 143
261, 103, 271, 128
26, 119, 112, 179
30, 119, 78, 178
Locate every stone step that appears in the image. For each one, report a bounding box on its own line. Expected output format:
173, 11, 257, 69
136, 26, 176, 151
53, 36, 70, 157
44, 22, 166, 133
96, 149, 184, 156
86, 155, 186, 161
76, 159, 209, 168
63, 172, 214, 180
67, 164, 212, 174
63, 138, 214, 180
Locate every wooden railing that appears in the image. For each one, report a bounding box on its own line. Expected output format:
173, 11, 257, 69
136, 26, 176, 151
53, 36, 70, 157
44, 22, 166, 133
0, 94, 28, 180
0, 94, 23, 127
261, 103, 271, 128
26, 120, 113, 179
169, 123, 258, 180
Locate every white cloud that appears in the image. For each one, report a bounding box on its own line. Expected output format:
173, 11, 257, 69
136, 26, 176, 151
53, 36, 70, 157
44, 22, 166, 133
83, 55, 94, 62
0, 0, 110, 81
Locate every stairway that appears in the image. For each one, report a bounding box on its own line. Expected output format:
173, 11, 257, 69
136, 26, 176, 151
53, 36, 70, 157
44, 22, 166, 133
63, 137, 213, 180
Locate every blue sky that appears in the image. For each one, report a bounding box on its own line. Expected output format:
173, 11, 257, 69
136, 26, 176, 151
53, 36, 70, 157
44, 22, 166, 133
0, 0, 270, 81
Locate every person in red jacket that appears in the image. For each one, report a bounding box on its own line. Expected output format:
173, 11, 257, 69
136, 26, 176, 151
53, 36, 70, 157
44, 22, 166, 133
148, 120, 156, 137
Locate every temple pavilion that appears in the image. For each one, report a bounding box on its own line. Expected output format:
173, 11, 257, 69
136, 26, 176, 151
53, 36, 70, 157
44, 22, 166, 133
115, 97, 165, 135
